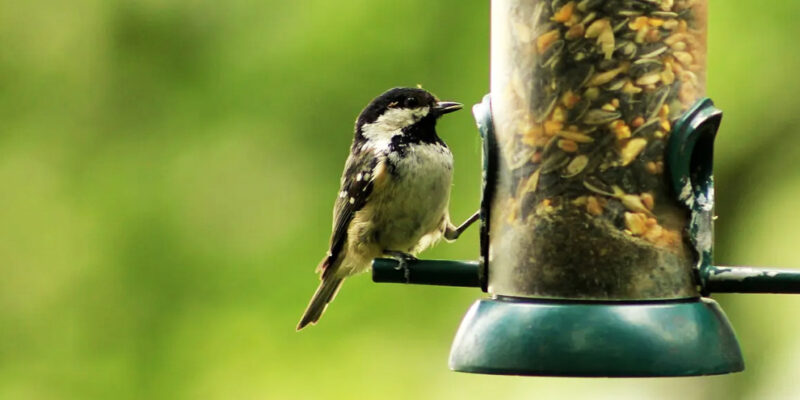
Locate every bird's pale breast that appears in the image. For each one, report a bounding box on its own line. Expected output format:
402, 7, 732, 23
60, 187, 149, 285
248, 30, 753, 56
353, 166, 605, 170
345, 143, 453, 271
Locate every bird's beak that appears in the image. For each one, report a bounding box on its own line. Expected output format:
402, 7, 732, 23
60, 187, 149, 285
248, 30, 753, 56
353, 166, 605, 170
434, 101, 463, 115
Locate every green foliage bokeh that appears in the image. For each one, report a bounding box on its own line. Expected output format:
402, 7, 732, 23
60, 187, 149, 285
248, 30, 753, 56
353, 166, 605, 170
2, 1, 800, 399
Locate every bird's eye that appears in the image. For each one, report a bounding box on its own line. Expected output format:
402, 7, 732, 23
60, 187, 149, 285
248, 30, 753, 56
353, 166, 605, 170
404, 97, 418, 108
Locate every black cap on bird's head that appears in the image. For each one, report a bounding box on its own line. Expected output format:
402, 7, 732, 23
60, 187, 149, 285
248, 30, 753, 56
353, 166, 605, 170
354, 87, 462, 142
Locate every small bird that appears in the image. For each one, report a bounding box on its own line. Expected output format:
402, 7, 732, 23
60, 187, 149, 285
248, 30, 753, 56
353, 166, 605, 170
297, 87, 478, 330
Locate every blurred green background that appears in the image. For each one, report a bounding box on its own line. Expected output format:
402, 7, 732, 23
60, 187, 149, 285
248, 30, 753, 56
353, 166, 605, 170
2, 0, 800, 399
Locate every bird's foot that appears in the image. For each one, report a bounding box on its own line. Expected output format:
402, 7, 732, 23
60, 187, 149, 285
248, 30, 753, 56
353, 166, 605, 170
384, 251, 417, 282
444, 210, 480, 241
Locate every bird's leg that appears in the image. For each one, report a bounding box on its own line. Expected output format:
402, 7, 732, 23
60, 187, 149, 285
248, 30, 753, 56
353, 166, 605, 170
384, 250, 418, 282
444, 210, 480, 241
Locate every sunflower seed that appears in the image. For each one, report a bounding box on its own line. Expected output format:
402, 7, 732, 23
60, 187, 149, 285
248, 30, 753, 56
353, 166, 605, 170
541, 151, 571, 173
645, 85, 670, 120
630, 58, 662, 78
583, 109, 621, 125
563, 155, 590, 177
535, 95, 559, 123
631, 117, 660, 137
638, 44, 668, 59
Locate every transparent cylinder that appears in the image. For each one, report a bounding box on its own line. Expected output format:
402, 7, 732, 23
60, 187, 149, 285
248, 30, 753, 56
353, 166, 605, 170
489, 0, 707, 299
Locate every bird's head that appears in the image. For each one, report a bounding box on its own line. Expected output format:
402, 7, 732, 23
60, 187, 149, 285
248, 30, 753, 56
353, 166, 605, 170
354, 87, 461, 148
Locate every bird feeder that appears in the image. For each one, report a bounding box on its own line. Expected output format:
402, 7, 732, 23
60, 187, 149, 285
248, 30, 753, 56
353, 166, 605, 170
372, 0, 800, 377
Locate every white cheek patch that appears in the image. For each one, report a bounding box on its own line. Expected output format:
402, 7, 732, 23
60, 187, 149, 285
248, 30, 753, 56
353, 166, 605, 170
360, 106, 430, 150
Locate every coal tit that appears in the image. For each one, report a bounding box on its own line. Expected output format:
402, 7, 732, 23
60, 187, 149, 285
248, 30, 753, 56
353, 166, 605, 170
297, 87, 477, 330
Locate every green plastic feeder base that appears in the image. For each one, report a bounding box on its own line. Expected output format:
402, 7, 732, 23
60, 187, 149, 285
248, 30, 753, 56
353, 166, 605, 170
449, 297, 744, 377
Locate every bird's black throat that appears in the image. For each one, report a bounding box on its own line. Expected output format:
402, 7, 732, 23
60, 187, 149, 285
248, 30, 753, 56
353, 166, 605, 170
388, 117, 446, 157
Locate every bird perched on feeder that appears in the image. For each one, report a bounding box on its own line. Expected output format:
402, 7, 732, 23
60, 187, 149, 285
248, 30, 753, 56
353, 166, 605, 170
297, 87, 478, 330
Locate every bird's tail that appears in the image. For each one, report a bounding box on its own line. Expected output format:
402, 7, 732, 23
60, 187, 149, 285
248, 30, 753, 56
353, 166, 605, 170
297, 277, 344, 331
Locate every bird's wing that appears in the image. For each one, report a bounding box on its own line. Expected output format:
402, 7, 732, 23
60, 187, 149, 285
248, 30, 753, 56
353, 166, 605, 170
318, 149, 385, 278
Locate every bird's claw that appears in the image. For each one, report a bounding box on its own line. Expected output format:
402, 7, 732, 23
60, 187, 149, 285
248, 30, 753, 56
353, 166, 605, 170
385, 251, 417, 283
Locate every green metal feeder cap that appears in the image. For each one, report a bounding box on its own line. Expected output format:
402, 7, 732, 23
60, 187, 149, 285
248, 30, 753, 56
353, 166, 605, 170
448, 297, 743, 377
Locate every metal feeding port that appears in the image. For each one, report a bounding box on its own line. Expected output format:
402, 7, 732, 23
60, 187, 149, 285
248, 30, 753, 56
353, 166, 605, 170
372, 0, 800, 377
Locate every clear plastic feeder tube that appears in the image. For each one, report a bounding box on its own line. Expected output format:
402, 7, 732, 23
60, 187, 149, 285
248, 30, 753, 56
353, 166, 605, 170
489, 0, 708, 299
